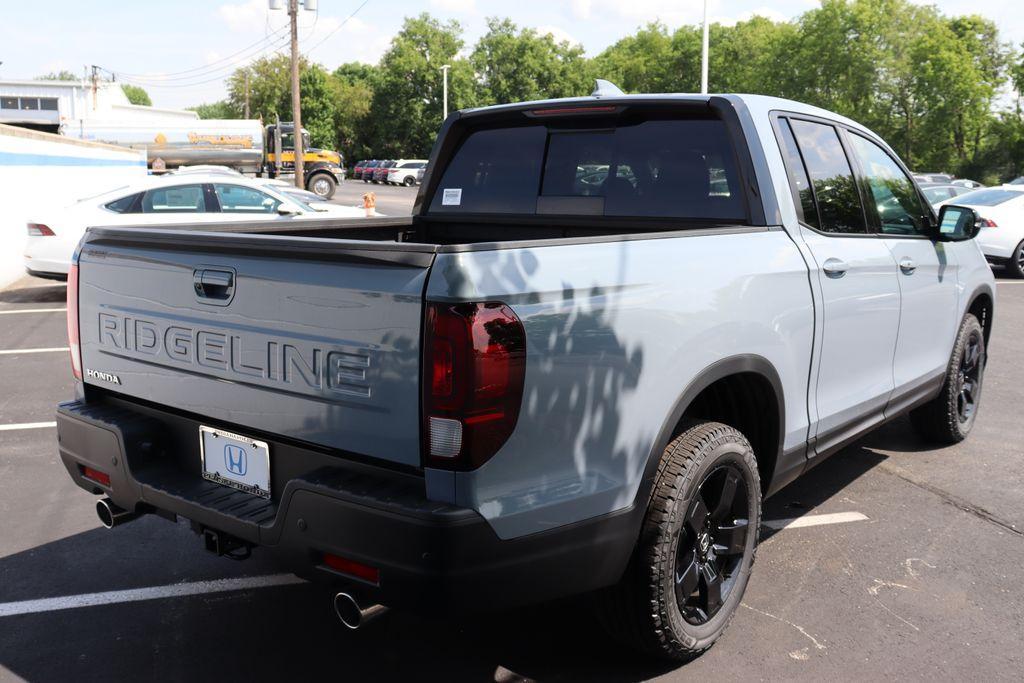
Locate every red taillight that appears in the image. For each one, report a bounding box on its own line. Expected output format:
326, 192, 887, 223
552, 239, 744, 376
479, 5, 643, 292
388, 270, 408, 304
531, 105, 619, 116
81, 465, 110, 486
323, 553, 380, 585
27, 223, 55, 236
980, 218, 997, 228
423, 302, 526, 470
67, 263, 82, 380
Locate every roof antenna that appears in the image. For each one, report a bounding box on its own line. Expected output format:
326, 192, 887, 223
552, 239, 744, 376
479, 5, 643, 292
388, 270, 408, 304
591, 79, 624, 98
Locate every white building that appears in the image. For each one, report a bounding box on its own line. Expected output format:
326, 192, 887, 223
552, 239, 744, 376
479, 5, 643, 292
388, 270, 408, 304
0, 78, 197, 134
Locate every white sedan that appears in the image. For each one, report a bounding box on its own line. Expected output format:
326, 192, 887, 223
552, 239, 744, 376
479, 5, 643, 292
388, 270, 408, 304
24, 174, 365, 279
938, 186, 1024, 278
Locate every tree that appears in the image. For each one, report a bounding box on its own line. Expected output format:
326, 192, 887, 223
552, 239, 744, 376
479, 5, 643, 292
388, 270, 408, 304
332, 63, 378, 160
223, 56, 340, 147
367, 14, 476, 157
121, 84, 152, 106
471, 18, 591, 104
591, 23, 682, 93
705, 17, 796, 94
35, 70, 78, 81
187, 101, 239, 119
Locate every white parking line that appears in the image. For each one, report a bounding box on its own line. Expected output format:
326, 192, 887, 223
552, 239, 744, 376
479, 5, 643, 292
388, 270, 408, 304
762, 511, 869, 530
0, 422, 57, 431
0, 347, 69, 355
0, 574, 306, 618
0, 308, 66, 315
996, 281, 1024, 285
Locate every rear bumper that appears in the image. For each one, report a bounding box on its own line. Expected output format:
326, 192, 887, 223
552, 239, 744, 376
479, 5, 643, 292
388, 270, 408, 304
56, 397, 636, 614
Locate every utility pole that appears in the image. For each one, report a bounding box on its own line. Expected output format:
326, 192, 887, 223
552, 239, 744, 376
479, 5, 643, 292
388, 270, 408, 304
440, 64, 450, 121
90, 65, 99, 111
700, 0, 709, 95
288, 0, 304, 189
244, 70, 250, 119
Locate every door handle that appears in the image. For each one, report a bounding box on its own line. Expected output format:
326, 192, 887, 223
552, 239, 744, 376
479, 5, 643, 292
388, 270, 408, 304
822, 258, 848, 278
899, 257, 917, 275
193, 268, 235, 304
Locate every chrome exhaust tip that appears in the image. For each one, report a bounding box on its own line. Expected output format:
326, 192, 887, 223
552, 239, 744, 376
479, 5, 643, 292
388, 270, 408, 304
332, 592, 387, 630
96, 498, 138, 529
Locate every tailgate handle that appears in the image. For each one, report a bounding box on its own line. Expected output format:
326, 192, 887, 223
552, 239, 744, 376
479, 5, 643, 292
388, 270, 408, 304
193, 268, 235, 304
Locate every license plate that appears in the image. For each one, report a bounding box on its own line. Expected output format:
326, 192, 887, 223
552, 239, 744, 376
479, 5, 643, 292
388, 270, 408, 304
199, 426, 271, 499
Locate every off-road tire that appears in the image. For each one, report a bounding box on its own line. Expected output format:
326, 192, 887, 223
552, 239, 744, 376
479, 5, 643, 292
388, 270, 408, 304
910, 314, 986, 444
600, 420, 761, 661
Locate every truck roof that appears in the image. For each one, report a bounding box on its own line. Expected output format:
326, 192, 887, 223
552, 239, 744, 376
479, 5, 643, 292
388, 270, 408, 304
459, 92, 877, 141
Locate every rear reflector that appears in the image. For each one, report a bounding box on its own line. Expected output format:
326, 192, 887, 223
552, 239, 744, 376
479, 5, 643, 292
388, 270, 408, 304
27, 223, 55, 236
323, 553, 380, 585
81, 465, 111, 487
67, 263, 82, 380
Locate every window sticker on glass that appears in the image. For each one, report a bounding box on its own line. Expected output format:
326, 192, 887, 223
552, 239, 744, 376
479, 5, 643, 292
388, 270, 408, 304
442, 188, 462, 206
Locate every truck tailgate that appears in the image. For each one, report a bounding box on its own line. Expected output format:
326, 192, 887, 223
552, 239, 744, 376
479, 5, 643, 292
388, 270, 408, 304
77, 227, 434, 468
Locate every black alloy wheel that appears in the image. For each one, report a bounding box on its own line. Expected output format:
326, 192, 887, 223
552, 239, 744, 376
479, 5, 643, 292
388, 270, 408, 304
956, 328, 984, 424
674, 464, 750, 624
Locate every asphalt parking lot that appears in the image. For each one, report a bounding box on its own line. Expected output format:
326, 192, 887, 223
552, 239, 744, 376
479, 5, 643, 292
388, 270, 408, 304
1, 271, 1022, 682
328, 178, 417, 216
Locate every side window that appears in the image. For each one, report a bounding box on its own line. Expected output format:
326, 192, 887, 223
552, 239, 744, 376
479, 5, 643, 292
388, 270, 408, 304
104, 193, 141, 213
847, 133, 930, 235
789, 119, 867, 234
776, 118, 819, 229
213, 184, 282, 213
141, 185, 206, 213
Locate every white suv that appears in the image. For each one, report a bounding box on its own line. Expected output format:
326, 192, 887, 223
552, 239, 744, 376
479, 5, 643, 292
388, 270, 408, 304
386, 160, 427, 186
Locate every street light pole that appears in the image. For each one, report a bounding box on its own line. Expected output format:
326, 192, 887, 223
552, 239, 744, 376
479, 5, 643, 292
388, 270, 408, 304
700, 0, 709, 95
288, 0, 304, 190
440, 64, 450, 121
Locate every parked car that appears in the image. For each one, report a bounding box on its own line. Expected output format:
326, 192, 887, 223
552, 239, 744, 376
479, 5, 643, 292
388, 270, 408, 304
918, 182, 973, 207
24, 174, 365, 279
360, 160, 379, 182
386, 160, 428, 186
951, 178, 985, 189
1008, 176, 1024, 185
352, 160, 367, 179
913, 172, 954, 183
937, 185, 1024, 277
171, 165, 245, 178
373, 160, 396, 183
57, 89, 994, 661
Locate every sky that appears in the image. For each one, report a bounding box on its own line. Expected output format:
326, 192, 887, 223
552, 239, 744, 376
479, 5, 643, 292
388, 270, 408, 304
1, 0, 1022, 110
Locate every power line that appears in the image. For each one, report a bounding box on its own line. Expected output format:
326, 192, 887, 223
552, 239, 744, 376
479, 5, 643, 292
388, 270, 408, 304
115, 23, 289, 79
118, 34, 291, 85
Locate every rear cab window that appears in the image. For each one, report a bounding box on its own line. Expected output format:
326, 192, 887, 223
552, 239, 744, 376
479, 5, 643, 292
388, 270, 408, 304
427, 111, 748, 222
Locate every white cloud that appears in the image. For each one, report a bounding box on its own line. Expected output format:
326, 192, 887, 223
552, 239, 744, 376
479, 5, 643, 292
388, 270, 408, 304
218, 0, 280, 34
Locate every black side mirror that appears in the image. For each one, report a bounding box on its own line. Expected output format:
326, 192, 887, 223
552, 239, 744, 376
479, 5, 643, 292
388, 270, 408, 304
936, 204, 981, 242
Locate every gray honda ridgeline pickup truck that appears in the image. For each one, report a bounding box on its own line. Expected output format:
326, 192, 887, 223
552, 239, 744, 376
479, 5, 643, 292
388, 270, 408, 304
58, 85, 994, 660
